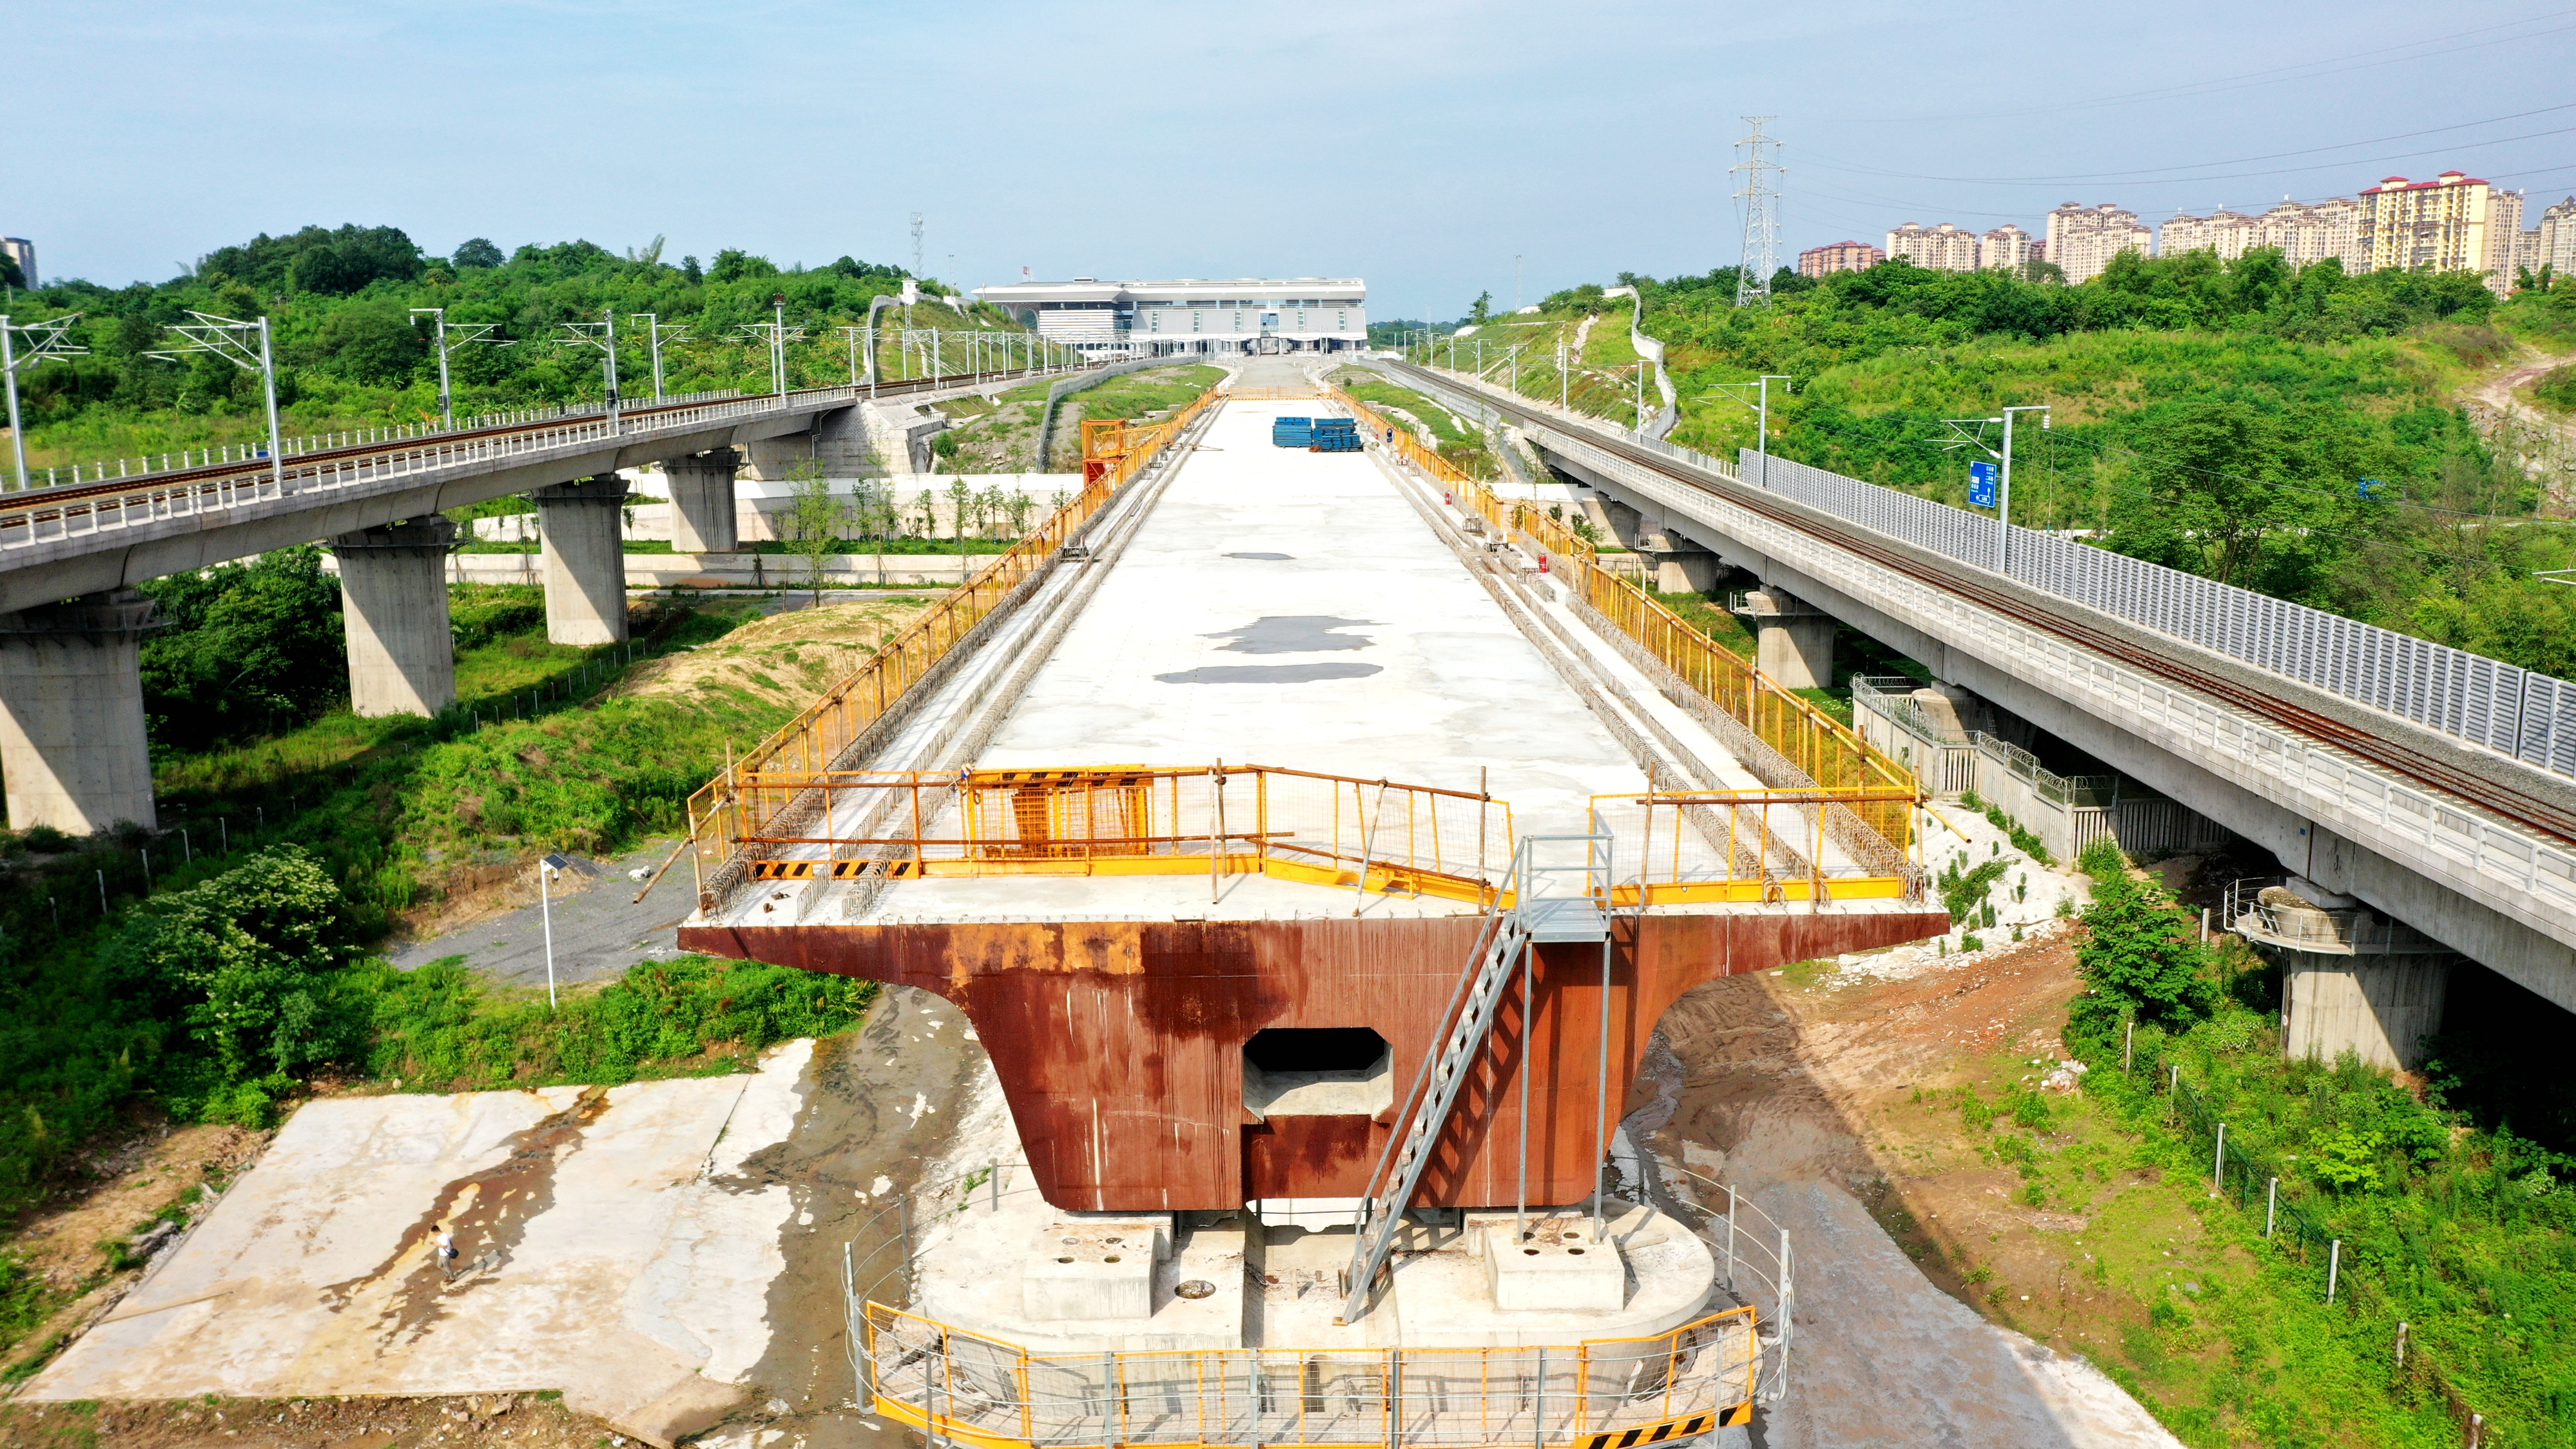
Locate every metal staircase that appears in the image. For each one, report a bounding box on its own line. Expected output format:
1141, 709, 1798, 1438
1338, 829, 1614, 1324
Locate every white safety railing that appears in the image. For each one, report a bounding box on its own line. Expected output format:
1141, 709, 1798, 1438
0, 366, 1073, 554
1397, 355, 2576, 787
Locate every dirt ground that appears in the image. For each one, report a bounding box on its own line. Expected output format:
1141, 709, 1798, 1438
611, 597, 933, 709
0, 1121, 268, 1385
1647, 931, 2185, 1447
0, 1391, 625, 1449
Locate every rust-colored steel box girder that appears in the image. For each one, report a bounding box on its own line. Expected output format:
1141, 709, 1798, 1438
679, 907, 1942, 1212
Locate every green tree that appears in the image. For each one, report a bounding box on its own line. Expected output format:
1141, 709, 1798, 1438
776, 465, 849, 609
1470, 291, 1494, 325
311, 299, 428, 384
451, 238, 504, 270
2073, 874, 2217, 1032
98, 846, 360, 1083
138, 546, 345, 747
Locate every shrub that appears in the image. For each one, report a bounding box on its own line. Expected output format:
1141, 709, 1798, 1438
2537, 363, 2576, 411
2077, 837, 2127, 880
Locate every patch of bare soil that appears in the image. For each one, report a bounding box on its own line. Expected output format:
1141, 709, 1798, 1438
1649, 936, 2182, 1446
0, 1120, 267, 1385
0, 1392, 623, 1449
610, 598, 931, 708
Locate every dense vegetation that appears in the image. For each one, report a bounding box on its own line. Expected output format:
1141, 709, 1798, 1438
4, 223, 1034, 470
0, 579, 838, 1204
2057, 843, 2574, 1443
1458, 256, 2576, 680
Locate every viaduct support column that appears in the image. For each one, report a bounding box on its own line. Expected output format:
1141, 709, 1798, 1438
533, 474, 634, 646
2234, 880, 2456, 1072
1732, 587, 1836, 690
0, 590, 162, 834
664, 448, 743, 554
331, 516, 459, 717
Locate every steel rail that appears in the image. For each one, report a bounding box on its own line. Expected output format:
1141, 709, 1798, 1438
0, 365, 1059, 519
1420, 366, 2576, 850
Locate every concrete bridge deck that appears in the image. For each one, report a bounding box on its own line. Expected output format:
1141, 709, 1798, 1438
677, 380, 1944, 1215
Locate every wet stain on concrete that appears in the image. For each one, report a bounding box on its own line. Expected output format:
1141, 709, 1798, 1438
1154, 662, 1385, 685
320, 1086, 613, 1343
1224, 551, 1294, 560
1200, 615, 1380, 653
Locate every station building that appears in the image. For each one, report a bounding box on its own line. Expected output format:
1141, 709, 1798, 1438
970, 276, 1366, 355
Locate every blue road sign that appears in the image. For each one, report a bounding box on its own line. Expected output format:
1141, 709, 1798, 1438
2359, 477, 2386, 500
1968, 460, 1998, 508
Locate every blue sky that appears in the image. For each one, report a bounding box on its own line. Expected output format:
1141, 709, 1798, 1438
12, 1, 2575, 320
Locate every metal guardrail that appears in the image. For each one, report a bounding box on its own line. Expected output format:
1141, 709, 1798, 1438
1744, 450, 2576, 784
2224, 877, 2449, 955
714, 763, 1516, 908
838, 1160, 1789, 1449
0, 366, 1072, 553
10, 389, 750, 492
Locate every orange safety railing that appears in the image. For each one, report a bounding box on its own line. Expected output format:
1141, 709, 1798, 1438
860, 1300, 1759, 1449
1329, 385, 1915, 882
1221, 385, 1322, 400
714, 763, 1514, 908
1591, 787, 1919, 902
686, 385, 1224, 903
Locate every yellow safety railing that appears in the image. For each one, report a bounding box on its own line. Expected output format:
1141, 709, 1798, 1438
1223, 385, 1322, 400
860, 1301, 1759, 1449
1331, 384, 1912, 838
1591, 787, 1920, 902
713, 764, 1514, 908
686, 386, 1224, 901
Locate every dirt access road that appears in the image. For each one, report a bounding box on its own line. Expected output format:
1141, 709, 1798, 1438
1640, 941, 2181, 1448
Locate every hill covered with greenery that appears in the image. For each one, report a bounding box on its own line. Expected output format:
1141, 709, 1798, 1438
6, 224, 1028, 469
1452, 254, 2576, 679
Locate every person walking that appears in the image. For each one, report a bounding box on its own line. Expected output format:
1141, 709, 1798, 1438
435, 1223, 460, 1282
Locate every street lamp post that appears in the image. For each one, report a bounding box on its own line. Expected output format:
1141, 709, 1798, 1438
147, 313, 285, 492
538, 852, 570, 1009
1, 313, 88, 491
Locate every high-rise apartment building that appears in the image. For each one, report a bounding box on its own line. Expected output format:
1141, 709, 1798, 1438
2159, 209, 2260, 261
1885, 222, 1981, 272
1798, 240, 1885, 277
2540, 197, 2576, 276
2247, 198, 2364, 271
0, 238, 33, 289
1980, 224, 2037, 272
2044, 204, 2154, 283
2358, 172, 2522, 294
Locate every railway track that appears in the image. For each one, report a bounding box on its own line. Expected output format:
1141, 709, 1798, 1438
0, 365, 1054, 520
1421, 365, 2576, 850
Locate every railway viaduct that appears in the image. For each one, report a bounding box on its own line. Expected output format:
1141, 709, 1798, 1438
1374, 356, 2576, 1058
0, 365, 1081, 834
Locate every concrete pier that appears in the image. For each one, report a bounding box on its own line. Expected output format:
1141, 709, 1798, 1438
0, 590, 162, 834
532, 474, 633, 646
662, 448, 742, 554
331, 516, 458, 717
2239, 879, 2457, 1071
1735, 587, 1836, 689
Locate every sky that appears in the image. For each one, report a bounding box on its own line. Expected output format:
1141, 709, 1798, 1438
11, 1, 2576, 322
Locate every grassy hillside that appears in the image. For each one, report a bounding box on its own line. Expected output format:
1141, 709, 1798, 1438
1429, 255, 2576, 679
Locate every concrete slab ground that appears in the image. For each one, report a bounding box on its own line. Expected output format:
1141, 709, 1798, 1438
24, 1045, 816, 1445
974, 397, 1643, 836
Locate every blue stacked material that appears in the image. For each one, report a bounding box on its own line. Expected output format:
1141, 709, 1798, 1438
1272, 416, 1313, 448
1309, 418, 1361, 452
